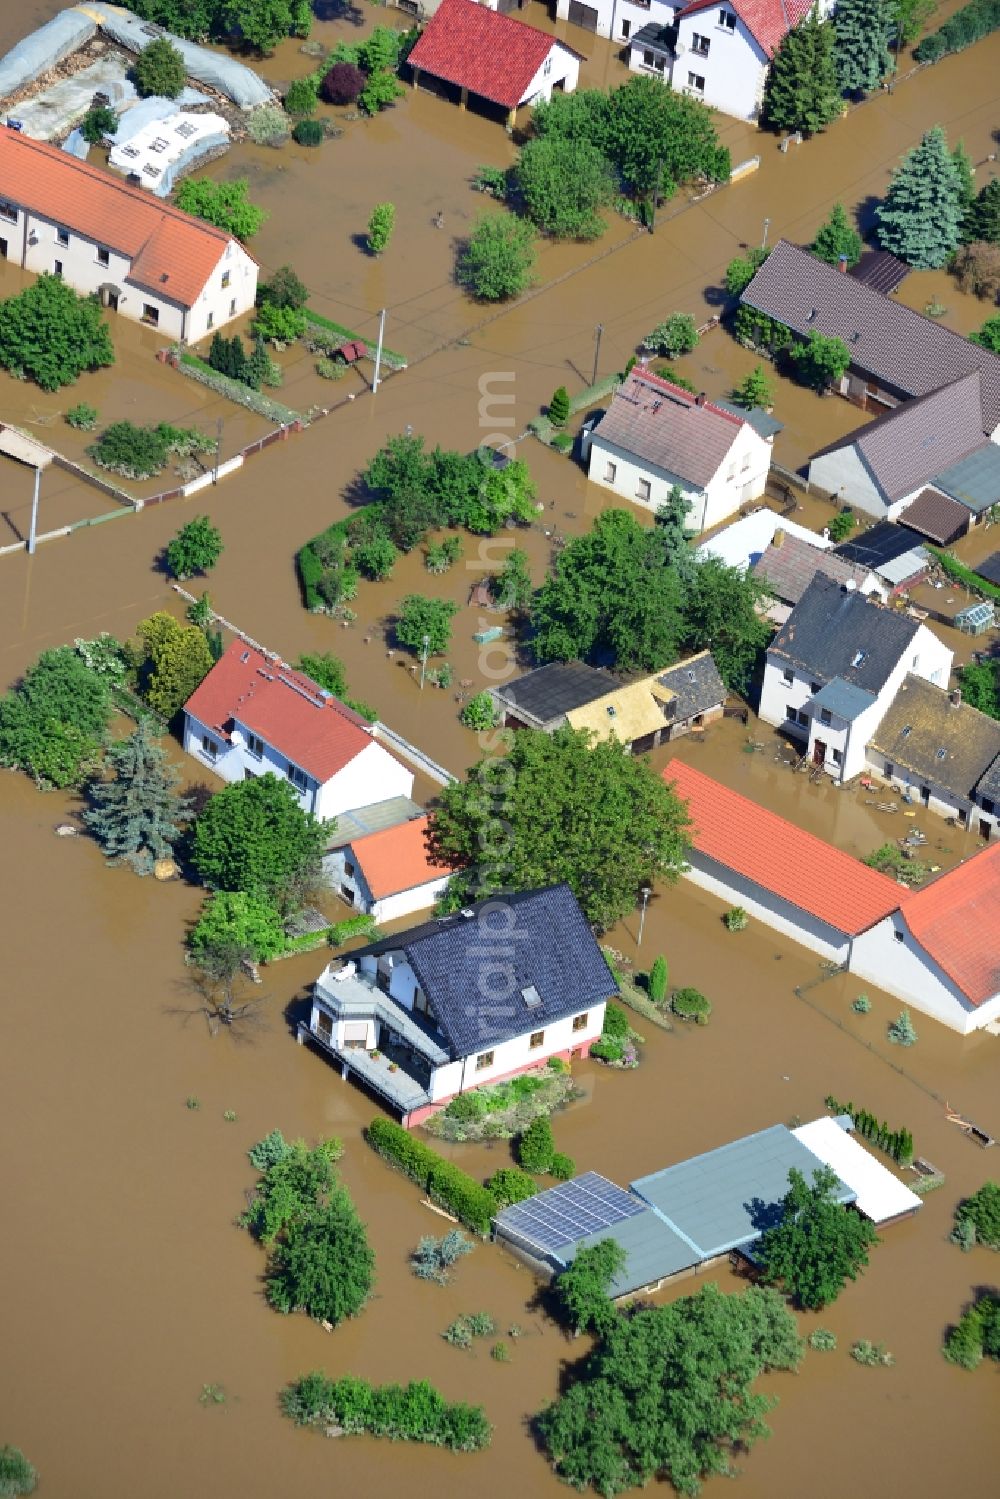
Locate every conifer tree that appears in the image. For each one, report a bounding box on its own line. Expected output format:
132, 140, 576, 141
951, 140, 976, 216
963, 178, 1000, 245
548, 385, 570, 425
733, 364, 774, 409
876, 125, 964, 268
811, 202, 863, 267
84, 721, 189, 874
834, 0, 892, 94
763, 6, 841, 137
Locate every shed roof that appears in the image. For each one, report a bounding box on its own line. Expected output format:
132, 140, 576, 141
932, 441, 1000, 515
590, 369, 747, 489
792, 1118, 923, 1224
811, 676, 876, 722
563, 1210, 699, 1295
975, 551, 1000, 587
869, 675, 1000, 802
494, 662, 613, 727
713, 398, 784, 438
833, 520, 926, 570
348, 814, 453, 901
768, 573, 920, 695
565, 678, 671, 744
901, 842, 1000, 1004
898, 487, 972, 545
655, 651, 727, 720
753, 531, 873, 604
406, 0, 581, 108
667, 760, 903, 935
325, 796, 424, 850
742, 240, 1000, 432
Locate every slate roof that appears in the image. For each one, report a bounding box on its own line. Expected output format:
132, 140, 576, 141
932, 442, 1000, 515
899, 488, 972, 545
590, 369, 748, 489
352, 885, 617, 1057
753, 531, 873, 604
901, 842, 1000, 1003
349, 815, 454, 901
0, 127, 243, 308
742, 240, 1000, 432
407, 0, 582, 109
656, 650, 727, 720
631, 1124, 855, 1259
667, 761, 903, 935
810, 375, 989, 504
493, 662, 613, 728
869, 675, 1000, 803
678, 0, 813, 58
184, 640, 378, 784
768, 573, 920, 695
811, 677, 876, 722
975, 756, 1000, 805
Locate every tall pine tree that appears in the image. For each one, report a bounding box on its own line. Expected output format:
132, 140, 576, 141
84, 722, 189, 875
876, 125, 964, 268
963, 179, 1000, 245
763, 6, 841, 137
834, 0, 892, 94
811, 203, 863, 267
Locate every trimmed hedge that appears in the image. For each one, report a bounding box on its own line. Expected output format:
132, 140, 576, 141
927, 545, 1000, 604
366, 1119, 499, 1235
177, 351, 303, 425
329, 912, 378, 946
914, 0, 1000, 61
281, 1371, 491, 1450
297, 514, 355, 611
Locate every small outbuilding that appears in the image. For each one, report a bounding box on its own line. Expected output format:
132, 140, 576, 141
792, 1117, 922, 1225
325, 812, 455, 924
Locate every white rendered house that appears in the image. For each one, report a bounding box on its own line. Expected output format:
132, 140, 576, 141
0, 126, 257, 342
325, 813, 455, 923
300, 885, 614, 1126
183, 641, 413, 821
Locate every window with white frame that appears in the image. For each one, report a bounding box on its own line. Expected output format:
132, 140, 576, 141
246, 732, 264, 759
636, 478, 652, 502
543, 56, 552, 75
605, 461, 617, 482
56, 227, 69, 246
96, 247, 110, 267
687, 72, 706, 92
718, 7, 736, 27
691, 32, 710, 54
201, 735, 218, 760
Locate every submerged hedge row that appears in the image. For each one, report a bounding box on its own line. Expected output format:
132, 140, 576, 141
281, 1371, 491, 1450
365, 1118, 499, 1236
914, 0, 1000, 60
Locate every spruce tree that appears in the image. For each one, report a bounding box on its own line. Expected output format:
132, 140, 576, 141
811, 203, 863, 267
763, 6, 841, 137
876, 125, 964, 268
245, 336, 271, 391
548, 385, 570, 425
84, 721, 189, 875
834, 0, 891, 94
964, 179, 1000, 245
734, 364, 774, 409
951, 140, 976, 215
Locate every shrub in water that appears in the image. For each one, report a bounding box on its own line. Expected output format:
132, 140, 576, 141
248, 1129, 292, 1171
724, 906, 749, 931
486, 1167, 538, 1208
66, 401, 98, 430
285, 76, 318, 117
550, 1152, 575, 1181
410, 1229, 473, 1284
602, 1002, 630, 1041
518, 1115, 555, 1173
0, 1445, 37, 1497
292, 119, 324, 148
851, 1339, 894, 1367
671, 987, 712, 1025
808, 1328, 837, 1351
548, 385, 570, 425
953, 1182, 1000, 1250
590, 1037, 625, 1062
491, 1340, 510, 1361
887, 1008, 918, 1047
852, 994, 872, 1014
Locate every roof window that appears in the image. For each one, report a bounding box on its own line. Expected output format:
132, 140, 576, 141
521, 985, 543, 1010
851, 650, 868, 668
686, 670, 696, 682
936, 747, 947, 760
901, 725, 912, 737
807, 308, 818, 322
606, 705, 617, 717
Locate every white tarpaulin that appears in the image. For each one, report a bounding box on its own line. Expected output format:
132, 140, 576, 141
0, 10, 96, 102
85, 4, 273, 109
109, 108, 229, 196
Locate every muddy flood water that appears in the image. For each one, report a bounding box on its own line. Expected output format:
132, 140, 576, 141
3, 2, 1000, 1497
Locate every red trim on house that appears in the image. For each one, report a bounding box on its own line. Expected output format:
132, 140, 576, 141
402, 1038, 598, 1130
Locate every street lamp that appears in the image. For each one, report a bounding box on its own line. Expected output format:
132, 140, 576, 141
419, 633, 431, 691
637, 884, 652, 947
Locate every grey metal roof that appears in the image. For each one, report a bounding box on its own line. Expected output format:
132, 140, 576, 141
932, 442, 1000, 515
590, 369, 746, 489
742, 240, 1000, 432
769, 573, 919, 694
353, 884, 617, 1057
630, 1124, 855, 1259
631, 21, 674, 50
656, 650, 726, 719
870, 674, 1000, 802
899, 488, 972, 545
562, 1210, 699, 1296
753, 532, 872, 604
494, 662, 613, 727
714, 398, 784, 439
878, 547, 930, 587
325, 796, 424, 850
975, 551, 1000, 586
812, 676, 876, 722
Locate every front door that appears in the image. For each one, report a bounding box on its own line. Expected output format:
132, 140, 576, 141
981, 819, 991, 840
812, 739, 827, 766
107, 289, 119, 311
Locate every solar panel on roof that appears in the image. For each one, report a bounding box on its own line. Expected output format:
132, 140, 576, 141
497, 1172, 645, 1255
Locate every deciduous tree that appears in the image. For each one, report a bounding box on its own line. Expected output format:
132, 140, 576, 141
84, 722, 189, 873
554, 1238, 626, 1336
0, 646, 111, 788
191, 771, 328, 906
733, 364, 774, 409
644, 313, 699, 358
221, 0, 311, 53
133, 37, 186, 97
963, 178, 1000, 244
459, 213, 536, 301
680, 555, 772, 692
789, 329, 852, 390
763, 5, 841, 137
321, 60, 365, 105
971, 313, 1000, 353
395, 595, 458, 656
0, 275, 113, 391
876, 125, 964, 267
189, 889, 287, 961
135, 611, 214, 720
366, 202, 395, 255
757, 1166, 879, 1309
266, 1189, 375, 1323
166, 516, 223, 579
515, 135, 615, 240
953, 241, 1000, 300
175, 176, 268, 239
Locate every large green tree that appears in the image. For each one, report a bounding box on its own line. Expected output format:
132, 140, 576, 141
0, 646, 111, 788
515, 135, 615, 240
604, 74, 730, 203
834, 0, 892, 93
166, 516, 223, 580
554, 1239, 626, 1337
811, 202, 863, 267
175, 177, 268, 239
958, 658, 1000, 718
427, 726, 691, 930
191, 771, 328, 907
458, 213, 536, 301
133, 37, 186, 97
266, 1189, 375, 1323
757, 1166, 879, 1310
189, 889, 287, 962
963, 178, 1000, 244
763, 6, 841, 137
536, 1283, 802, 1497
681, 555, 772, 692
84, 722, 189, 874
135, 612, 213, 721
221, 0, 311, 51
876, 125, 964, 268
395, 595, 458, 656
0, 275, 113, 391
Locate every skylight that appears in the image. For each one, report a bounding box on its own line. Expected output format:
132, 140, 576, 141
521, 985, 543, 1010
606, 705, 617, 717
901, 725, 912, 737
851, 650, 868, 668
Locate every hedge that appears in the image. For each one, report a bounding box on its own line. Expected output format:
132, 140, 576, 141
329, 913, 378, 946
927, 545, 1000, 604
296, 514, 356, 611
177, 351, 304, 426
281, 1371, 491, 1450
365, 1118, 499, 1235
914, 0, 1000, 61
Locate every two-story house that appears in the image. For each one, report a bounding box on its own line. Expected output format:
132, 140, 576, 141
582, 368, 775, 531
300, 884, 616, 1126
0, 125, 257, 342
183, 641, 413, 820
759, 573, 953, 782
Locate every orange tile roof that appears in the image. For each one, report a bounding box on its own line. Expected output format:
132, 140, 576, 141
349, 815, 455, 900
666, 761, 903, 936
901, 842, 1000, 1004
0, 127, 250, 308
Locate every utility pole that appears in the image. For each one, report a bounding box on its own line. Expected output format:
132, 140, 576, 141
649, 156, 665, 233
371, 307, 387, 394
762, 217, 771, 251
27, 465, 40, 555
637, 885, 652, 947
592, 322, 604, 387
212, 416, 223, 485
419, 633, 430, 690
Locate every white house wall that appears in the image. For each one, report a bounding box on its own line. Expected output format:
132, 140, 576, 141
808, 443, 888, 518
518, 43, 581, 106
682, 851, 852, 962
672, 11, 768, 121
849, 911, 1000, 1035
587, 423, 770, 532
616, 0, 677, 44
313, 739, 413, 821
184, 240, 258, 345
323, 846, 451, 922
865, 748, 1000, 837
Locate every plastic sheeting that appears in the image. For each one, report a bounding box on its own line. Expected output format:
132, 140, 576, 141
10, 54, 137, 138
109, 106, 229, 196
107, 89, 211, 143
61, 126, 89, 157
0, 9, 96, 103
84, 4, 273, 110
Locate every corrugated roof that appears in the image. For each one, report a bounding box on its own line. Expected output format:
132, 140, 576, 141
792, 1118, 922, 1223
349, 814, 453, 901
870, 675, 1000, 803
899, 488, 972, 545
407, 0, 580, 108
932, 442, 1000, 515
742, 240, 1000, 432
901, 842, 1000, 1004
768, 572, 920, 695
679, 0, 813, 57
0, 126, 244, 308
590, 369, 746, 489
753, 531, 873, 604
667, 760, 903, 934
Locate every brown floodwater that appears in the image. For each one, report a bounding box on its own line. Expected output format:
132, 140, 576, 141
3, 3, 1000, 1496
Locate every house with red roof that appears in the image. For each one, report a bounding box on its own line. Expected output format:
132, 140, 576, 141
183, 641, 413, 821
851, 842, 1000, 1033
407, 0, 582, 127
326, 813, 456, 922
0, 126, 257, 341
582, 367, 775, 532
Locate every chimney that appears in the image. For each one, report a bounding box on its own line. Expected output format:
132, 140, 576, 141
950, 687, 962, 708
772, 528, 785, 548
695, 391, 706, 406
838, 255, 849, 273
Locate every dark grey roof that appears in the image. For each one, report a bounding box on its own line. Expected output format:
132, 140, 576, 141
899, 488, 972, 546
325, 796, 424, 850
769, 573, 919, 693
850, 249, 909, 295
656, 650, 726, 719
870, 675, 1000, 802
742, 240, 1000, 431
631, 1124, 855, 1259
354, 884, 617, 1057
932, 442, 1000, 515
631, 22, 674, 50
563, 1211, 698, 1295
975, 756, 1000, 805
753, 532, 873, 604
810, 375, 988, 504
812, 677, 876, 722
976, 551, 1000, 587
834, 520, 926, 569
494, 662, 612, 727
714, 398, 783, 439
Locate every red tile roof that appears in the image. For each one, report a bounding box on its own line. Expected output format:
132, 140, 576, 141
0, 127, 250, 308
185, 640, 377, 785
680, 0, 813, 59
407, 0, 579, 109
350, 815, 455, 900
901, 843, 1000, 1004
593, 369, 747, 489
666, 761, 903, 935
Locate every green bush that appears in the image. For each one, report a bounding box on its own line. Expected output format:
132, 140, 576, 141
80, 102, 118, 143
486, 1167, 538, 1207
411, 1229, 473, 1284
887, 1008, 918, 1047
328, 912, 378, 946
285, 76, 318, 116
852, 994, 872, 1014
589, 1037, 625, 1062
66, 402, 98, 430
0, 1445, 36, 1497
550, 1152, 575, 1181
724, 906, 749, 931
365, 1119, 498, 1235
460, 691, 498, 731
648, 955, 668, 1003
671, 987, 712, 1024
518, 1115, 555, 1173
0, 274, 113, 390
808, 1328, 837, 1351
248, 1129, 292, 1171
954, 1181, 1000, 1249
548, 385, 570, 425
602, 1002, 630, 1041
828, 509, 856, 542
292, 118, 324, 147
915, 0, 1000, 61
281, 1372, 491, 1450
133, 36, 186, 97
255, 301, 308, 343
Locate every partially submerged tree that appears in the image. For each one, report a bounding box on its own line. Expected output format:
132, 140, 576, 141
515, 135, 615, 240
175, 177, 268, 239
834, 0, 892, 93
189, 889, 287, 962
84, 722, 189, 874
0, 1444, 37, 1498
811, 202, 863, 267
554, 1238, 626, 1337
763, 5, 841, 136
166, 516, 223, 580
458, 213, 536, 301
0, 275, 113, 390
366, 202, 395, 256
0, 646, 111, 789
876, 125, 964, 268
644, 313, 699, 358
321, 60, 365, 105
757, 1166, 879, 1309
135, 612, 214, 721
733, 364, 774, 409
396, 595, 459, 656
191, 771, 328, 908
963, 178, 1000, 245
266, 1188, 375, 1323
